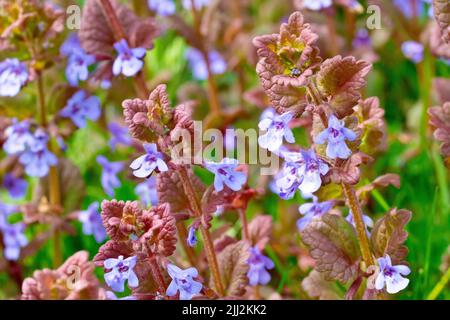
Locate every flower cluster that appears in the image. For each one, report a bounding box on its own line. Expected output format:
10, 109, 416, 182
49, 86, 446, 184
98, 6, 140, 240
4, 121, 58, 178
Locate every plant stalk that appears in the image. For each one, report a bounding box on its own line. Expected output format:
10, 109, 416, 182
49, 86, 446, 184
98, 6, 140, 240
36, 71, 62, 268
238, 208, 249, 241
177, 166, 225, 296
342, 183, 375, 268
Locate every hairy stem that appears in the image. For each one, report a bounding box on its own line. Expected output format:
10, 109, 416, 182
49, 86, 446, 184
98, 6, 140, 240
238, 208, 249, 242
148, 255, 167, 295
177, 166, 225, 296
97, 0, 149, 99
342, 183, 375, 268
36, 72, 62, 268
176, 221, 198, 267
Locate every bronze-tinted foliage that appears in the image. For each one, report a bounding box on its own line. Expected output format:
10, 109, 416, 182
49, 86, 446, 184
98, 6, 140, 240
371, 208, 412, 265
429, 102, 450, 165
21, 251, 101, 300
122, 84, 194, 144
301, 214, 360, 283
0, 0, 64, 54
433, 0, 450, 43
315, 56, 372, 119
157, 166, 206, 213
430, 22, 450, 59
79, 0, 159, 57
122, 84, 173, 142
354, 97, 387, 155
301, 270, 344, 300
138, 203, 177, 257
101, 199, 142, 241
212, 241, 250, 297
253, 12, 321, 114
248, 215, 273, 250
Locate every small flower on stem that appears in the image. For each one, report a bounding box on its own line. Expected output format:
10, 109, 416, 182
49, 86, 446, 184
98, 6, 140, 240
113, 39, 146, 77
0, 58, 28, 97
258, 110, 295, 152
187, 226, 197, 247
135, 176, 158, 207
65, 49, 95, 86
182, 0, 210, 10
130, 143, 168, 178
0, 221, 28, 261
19, 130, 58, 178
297, 196, 333, 231
375, 254, 410, 294
2, 174, 27, 199
401, 41, 424, 64
276, 149, 329, 199
314, 114, 356, 159
148, 0, 176, 16
3, 119, 34, 155
166, 264, 202, 300
247, 247, 274, 286
78, 202, 107, 243
186, 48, 226, 80
108, 122, 132, 151
204, 158, 247, 192
302, 0, 332, 11
96, 156, 123, 197
104, 255, 139, 292
60, 90, 101, 128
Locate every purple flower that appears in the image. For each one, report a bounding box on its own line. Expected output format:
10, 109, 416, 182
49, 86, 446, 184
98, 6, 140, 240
297, 196, 333, 231
104, 255, 139, 292
204, 158, 247, 192
182, 0, 210, 10
96, 156, 123, 197
0, 58, 28, 97
3, 119, 34, 155
353, 28, 372, 48
166, 264, 202, 300
105, 291, 136, 300
375, 255, 410, 294
19, 129, 58, 178
258, 110, 295, 152
130, 143, 168, 178
303, 0, 332, 11
112, 39, 146, 77
2, 174, 27, 199
0, 221, 28, 261
135, 176, 158, 207
314, 114, 357, 160
148, 0, 176, 16
60, 33, 81, 57
346, 210, 373, 237
186, 48, 226, 80
78, 202, 107, 243
0, 203, 17, 219
401, 41, 424, 64
393, 0, 428, 18
187, 226, 197, 247
65, 49, 95, 86
108, 122, 132, 151
247, 247, 274, 286
60, 90, 101, 128
276, 149, 329, 199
